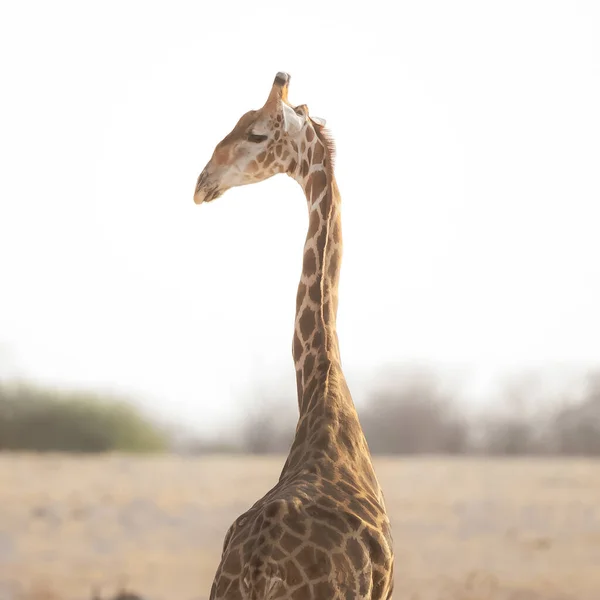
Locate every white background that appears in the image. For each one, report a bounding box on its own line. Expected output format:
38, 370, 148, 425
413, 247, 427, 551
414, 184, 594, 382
1, 0, 599, 431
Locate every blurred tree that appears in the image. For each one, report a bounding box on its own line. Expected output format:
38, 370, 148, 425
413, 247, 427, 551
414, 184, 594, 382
478, 372, 548, 455
549, 371, 600, 455
0, 382, 167, 452
360, 368, 470, 454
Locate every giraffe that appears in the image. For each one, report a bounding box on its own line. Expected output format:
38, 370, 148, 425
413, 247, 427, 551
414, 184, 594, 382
193, 73, 394, 600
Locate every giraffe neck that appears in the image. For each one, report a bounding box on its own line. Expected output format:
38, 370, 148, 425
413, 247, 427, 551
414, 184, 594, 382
291, 126, 342, 414
280, 125, 378, 492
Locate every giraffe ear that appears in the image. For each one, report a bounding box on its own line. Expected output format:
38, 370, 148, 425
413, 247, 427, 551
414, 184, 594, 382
282, 103, 304, 135
310, 116, 326, 127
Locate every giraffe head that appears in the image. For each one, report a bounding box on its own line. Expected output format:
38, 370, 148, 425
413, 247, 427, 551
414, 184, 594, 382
194, 72, 320, 204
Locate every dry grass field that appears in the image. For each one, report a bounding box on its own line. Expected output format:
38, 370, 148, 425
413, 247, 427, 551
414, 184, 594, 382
0, 455, 599, 600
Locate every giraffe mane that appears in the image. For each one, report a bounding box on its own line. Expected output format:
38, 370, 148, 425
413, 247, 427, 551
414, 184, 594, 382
312, 123, 336, 174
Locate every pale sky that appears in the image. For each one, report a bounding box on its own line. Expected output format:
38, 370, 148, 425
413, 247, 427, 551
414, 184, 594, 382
1, 1, 599, 432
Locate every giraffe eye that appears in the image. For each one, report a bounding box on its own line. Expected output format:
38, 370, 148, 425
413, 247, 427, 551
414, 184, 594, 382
247, 133, 268, 143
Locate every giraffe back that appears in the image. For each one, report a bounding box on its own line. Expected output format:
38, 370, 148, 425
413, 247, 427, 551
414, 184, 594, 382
210, 478, 394, 600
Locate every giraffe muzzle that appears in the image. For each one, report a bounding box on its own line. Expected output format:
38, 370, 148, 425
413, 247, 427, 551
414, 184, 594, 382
194, 185, 221, 205
194, 169, 220, 204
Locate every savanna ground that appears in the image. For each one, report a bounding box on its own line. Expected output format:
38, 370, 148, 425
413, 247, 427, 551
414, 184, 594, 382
0, 455, 599, 600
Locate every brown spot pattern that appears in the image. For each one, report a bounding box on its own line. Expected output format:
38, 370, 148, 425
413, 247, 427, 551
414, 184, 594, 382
308, 282, 321, 304
312, 141, 325, 164
302, 248, 317, 277
299, 308, 315, 341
